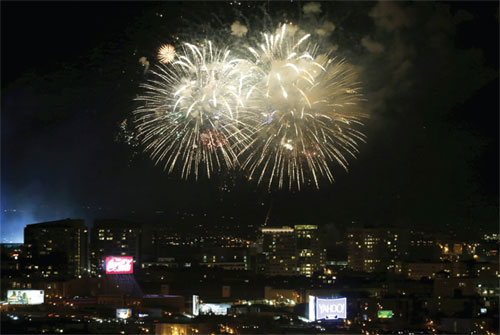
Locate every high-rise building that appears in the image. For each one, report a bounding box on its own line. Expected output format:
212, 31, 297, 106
346, 227, 408, 273
261, 225, 325, 277
262, 227, 296, 276
24, 219, 88, 278
90, 220, 141, 274
295, 225, 325, 277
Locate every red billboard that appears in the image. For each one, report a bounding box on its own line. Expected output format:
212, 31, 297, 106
105, 256, 133, 274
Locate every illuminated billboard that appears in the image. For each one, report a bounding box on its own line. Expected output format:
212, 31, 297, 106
191, 295, 228, 316
7, 290, 44, 305
308, 296, 346, 321
199, 303, 231, 315
378, 310, 393, 318
116, 308, 132, 319
106, 256, 133, 274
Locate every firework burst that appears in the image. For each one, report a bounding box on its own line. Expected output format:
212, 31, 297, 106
134, 41, 255, 179
157, 44, 176, 64
134, 21, 368, 190
239, 24, 367, 190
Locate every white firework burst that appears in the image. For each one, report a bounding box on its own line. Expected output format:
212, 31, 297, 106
239, 24, 368, 190
135, 41, 255, 179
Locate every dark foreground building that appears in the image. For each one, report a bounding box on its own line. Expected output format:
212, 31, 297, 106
24, 219, 88, 279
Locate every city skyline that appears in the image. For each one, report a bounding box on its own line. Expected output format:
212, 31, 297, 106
2, 217, 498, 333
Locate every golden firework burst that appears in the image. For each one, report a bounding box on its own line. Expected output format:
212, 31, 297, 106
157, 44, 176, 63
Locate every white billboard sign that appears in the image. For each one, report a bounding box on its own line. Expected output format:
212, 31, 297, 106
7, 290, 44, 305
308, 296, 347, 321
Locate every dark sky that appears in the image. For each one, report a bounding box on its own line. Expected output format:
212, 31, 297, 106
1, 1, 498, 243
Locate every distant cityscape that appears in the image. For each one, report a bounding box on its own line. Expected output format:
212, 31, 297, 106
1, 218, 498, 334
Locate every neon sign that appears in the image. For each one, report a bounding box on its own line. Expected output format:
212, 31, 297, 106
105, 256, 133, 274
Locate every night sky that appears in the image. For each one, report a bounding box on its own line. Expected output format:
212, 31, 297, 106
1, 1, 498, 243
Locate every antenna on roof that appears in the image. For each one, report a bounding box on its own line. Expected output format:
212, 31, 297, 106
263, 199, 274, 227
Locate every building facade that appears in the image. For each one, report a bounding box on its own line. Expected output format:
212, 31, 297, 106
261, 225, 325, 277
90, 220, 141, 274
346, 227, 408, 273
24, 219, 88, 278
295, 225, 325, 277
262, 227, 296, 276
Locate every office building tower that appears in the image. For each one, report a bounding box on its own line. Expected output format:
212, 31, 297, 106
346, 227, 408, 272
24, 219, 88, 278
261, 225, 325, 277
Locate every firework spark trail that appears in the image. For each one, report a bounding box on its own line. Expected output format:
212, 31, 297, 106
134, 41, 256, 179
239, 24, 368, 190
